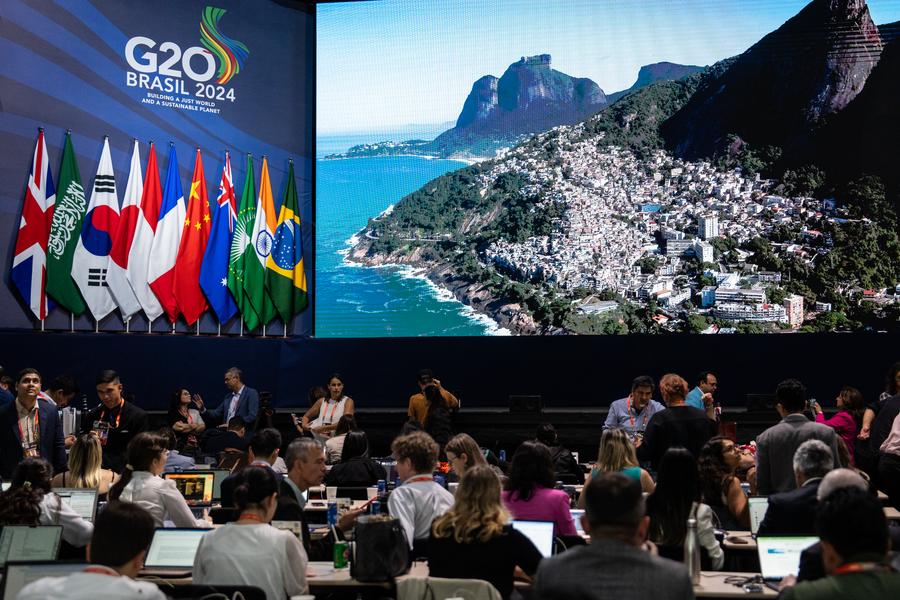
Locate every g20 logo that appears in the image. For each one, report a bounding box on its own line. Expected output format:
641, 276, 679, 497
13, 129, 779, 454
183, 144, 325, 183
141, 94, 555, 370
124, 7, 249, 103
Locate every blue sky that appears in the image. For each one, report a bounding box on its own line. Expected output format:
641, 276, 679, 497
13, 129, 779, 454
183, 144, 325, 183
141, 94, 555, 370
317, 0, 900, 134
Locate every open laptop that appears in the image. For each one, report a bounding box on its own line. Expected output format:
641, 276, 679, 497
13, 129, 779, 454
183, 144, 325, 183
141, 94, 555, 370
1, 561, 90, 599
0, 526, 63, 569
140, 528, 209, 577
54, 489, 99, 523
570, 509, 585, 536
748, 496, 769, 535
757, 536, 818, 588
163, 472, 214, 507
512, 520, 555, 558
271, 520, 304, 541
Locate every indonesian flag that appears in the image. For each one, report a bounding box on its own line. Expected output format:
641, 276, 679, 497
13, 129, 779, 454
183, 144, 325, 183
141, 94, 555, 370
11, 130, 56, 320
106, 140, 144, 321
148, 144, 186, 323
72, 138, 120, 320
173, 149, 211, 325
127, 143, 164, 321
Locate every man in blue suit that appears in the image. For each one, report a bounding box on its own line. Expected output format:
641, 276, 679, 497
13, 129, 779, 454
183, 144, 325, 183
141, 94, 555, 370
0, 368, 66, 479
195, 367, 259, 430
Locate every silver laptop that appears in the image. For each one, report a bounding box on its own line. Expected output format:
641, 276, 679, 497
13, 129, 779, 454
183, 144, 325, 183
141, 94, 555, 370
512, 520, 555, 558
0, 526, 63, 568
570, 509, 585, 535
54, 489, 99, 523
1, 561, 89, 599
141, 528, 209, 576
748, 496, 769, 535
757, 536, 818, 582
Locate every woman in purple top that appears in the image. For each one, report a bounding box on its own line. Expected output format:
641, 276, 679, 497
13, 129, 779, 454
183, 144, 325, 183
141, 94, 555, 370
813, 386, 864, 464
501, 441, 577, 536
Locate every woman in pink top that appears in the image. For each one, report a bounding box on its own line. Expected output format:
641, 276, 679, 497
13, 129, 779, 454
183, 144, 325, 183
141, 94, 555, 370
813, 386, 864, 464
501, 440, 576, 536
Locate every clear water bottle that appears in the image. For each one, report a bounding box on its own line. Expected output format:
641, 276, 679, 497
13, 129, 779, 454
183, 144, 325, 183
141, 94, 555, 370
684, 510, 701, 585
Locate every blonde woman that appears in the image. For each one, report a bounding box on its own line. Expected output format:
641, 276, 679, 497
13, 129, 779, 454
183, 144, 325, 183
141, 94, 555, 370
577, 428, 654, 508
51, 434, 119, 497
429, 465, 542, 600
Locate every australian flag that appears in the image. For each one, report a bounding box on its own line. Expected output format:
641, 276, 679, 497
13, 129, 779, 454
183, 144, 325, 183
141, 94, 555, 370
200, 152, 239, 323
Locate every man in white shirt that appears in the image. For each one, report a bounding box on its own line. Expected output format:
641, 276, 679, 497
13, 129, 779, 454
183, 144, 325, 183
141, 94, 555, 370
17, 501, 166, 600
388, 431, 454, 552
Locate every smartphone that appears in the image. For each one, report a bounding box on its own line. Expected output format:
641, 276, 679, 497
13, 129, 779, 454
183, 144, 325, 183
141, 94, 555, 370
291, 412, 300, 425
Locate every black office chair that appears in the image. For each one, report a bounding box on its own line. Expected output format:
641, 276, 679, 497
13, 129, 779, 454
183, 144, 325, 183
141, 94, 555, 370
209, 506, 238, 524
157, 583, 266, 599
556, 535, 587, 552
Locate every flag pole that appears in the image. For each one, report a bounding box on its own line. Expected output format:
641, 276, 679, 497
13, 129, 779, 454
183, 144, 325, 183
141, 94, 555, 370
125, 318, 130, 334
196, 321, 200, 336
40, 319, 45, 332
172, 321, 176, 335
262, 322, 266, 337
217, 323, 221, 337
70, 314, 74, 333
95, 318, 99, 333
239, 317, 243, 336
283, 319, 288, 338
148, 317, 153, 334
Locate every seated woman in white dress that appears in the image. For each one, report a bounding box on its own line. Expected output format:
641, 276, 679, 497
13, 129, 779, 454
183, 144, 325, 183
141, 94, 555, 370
108, 432, 210, 528
0, 457, 93, 547
300, 373, 355, 438
194, 465, 308, 599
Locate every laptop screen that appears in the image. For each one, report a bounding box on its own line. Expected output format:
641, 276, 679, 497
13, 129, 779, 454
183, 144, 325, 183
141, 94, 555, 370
570, 510, 585, 535
512, 520, 555, 558
144, 528, 209, 569
0, 526, 63, 567
163, 473, 214, 506
748, 496, 769, 535
1, 562, 90, 599
1, 482, 10, 492
757, 536, 818, 580
210, 469, 231, 502
54, 489, 99, 523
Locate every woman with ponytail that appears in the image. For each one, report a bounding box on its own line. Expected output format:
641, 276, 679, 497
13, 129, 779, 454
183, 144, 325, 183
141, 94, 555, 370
108, 432, 210, 528
194, 466, 308, 599
51, 434, 119, 497
0, 458, 93, 547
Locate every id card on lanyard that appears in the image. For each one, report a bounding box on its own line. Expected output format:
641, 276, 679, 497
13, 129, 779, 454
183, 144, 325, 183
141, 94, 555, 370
20, 408, 40, 458
93, 400, 123, 446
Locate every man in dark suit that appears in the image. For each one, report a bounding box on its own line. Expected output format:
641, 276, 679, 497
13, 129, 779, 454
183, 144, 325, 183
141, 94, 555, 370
758, 439, 834, 536
756, 379, 843, 495
533, 472, 693, 600
196, 367, 259, 430
85, 370, 148, 473
0, 368, 66, 478
275, 437, 363, 560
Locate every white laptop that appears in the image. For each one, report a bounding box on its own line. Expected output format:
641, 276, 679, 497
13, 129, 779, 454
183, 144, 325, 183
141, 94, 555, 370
1, 561, 89, 599
748, 496, 769, 535
55, 489, 99, 523
757, 536, 818, 582
0, 526, 63, 568
140, 528, 209, 576
512, 520, 555, 558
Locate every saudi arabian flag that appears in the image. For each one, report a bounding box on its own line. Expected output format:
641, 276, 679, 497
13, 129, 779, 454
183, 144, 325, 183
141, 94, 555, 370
227, 155, 261, 331
265, 160, 308, 323
242, 157, 277, 327
45, 133, 87, 315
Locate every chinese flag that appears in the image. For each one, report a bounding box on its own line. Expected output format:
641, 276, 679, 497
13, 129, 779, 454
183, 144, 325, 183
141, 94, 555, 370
173, 149, 212, 325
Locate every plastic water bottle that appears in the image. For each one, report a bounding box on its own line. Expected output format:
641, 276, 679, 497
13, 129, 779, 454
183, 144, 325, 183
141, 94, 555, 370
377, 479, 386, 499
327, 501, 338, 527
498, 449, 507, 462
684, 513, 701, 585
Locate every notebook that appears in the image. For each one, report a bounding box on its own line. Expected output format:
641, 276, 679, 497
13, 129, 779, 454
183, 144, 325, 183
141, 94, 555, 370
1, 561, 89, 599
141, 528, 209, 575
163, 472, 215, 507
757, 536, 818, 582
748, 496, 769, 535
512, 520, 555, 558
0, 526, 63, 568
54, 489, 99, 523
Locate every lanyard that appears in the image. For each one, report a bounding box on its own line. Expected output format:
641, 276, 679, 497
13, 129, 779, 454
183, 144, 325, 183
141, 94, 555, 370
405, 475, 434, 484
100, 399, 125, 429
834, 562, 890, 575
323, 398, 340, 424
627, 398, 649, 432
18, 404, 40, 445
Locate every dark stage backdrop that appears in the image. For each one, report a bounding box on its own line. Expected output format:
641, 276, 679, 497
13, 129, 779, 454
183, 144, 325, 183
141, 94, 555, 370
0, 0, 313, 335
0, 330, 893, 413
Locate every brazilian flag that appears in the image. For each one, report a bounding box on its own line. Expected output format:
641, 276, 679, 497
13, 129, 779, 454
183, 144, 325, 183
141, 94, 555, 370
265, 160, 308, 323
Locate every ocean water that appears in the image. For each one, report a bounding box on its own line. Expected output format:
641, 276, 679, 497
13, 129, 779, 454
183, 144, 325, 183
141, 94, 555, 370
315, 153, 507, 337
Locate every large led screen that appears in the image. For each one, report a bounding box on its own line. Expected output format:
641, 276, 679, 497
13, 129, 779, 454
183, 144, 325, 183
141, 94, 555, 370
316, 0, 900, 337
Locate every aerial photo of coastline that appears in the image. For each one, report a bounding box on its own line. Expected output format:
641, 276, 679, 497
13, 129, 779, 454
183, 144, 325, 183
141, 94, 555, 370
316, 0, 900, 337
